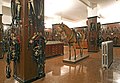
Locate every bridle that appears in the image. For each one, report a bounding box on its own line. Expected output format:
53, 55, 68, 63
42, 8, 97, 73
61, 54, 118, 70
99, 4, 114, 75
60, 23, 74, 42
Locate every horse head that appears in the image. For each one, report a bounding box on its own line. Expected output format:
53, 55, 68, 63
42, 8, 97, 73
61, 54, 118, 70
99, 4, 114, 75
54, 23, 67, 41
57, 22, 65, 33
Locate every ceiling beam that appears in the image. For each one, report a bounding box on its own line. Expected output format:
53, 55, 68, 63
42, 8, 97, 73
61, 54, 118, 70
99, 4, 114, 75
79, 0, 91, 8
79, 0, 97, 9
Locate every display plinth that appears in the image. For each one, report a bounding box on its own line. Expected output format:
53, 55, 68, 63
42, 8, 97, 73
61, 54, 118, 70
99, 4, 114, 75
63, 55, 89, 63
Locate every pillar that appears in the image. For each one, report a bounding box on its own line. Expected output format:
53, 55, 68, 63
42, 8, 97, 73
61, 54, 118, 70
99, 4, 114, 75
0, 14, 3, 59
87, 5, 100, 52
14, 0, 45, 82
0, 0, 3, 58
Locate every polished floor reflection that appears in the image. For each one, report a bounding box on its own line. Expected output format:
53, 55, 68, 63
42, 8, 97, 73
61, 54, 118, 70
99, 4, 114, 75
1, 47, 120, 83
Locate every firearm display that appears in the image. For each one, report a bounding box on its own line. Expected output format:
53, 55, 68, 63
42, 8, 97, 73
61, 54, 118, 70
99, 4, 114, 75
5, 0, 45, 82
87, 16, 100, 52
29, 32, 45, 77
6, 28, 20, 78
5, 0, 21, 78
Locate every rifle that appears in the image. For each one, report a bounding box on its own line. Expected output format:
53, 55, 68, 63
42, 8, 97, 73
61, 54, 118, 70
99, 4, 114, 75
6, 0, 21, 78
28, 0, 45, 78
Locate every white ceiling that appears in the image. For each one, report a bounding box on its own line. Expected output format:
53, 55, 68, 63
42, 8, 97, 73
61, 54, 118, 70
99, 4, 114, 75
45, 0, 88, 21
56, 0, 87, 21
45, 0, 119, 22
2, 0, 120, 23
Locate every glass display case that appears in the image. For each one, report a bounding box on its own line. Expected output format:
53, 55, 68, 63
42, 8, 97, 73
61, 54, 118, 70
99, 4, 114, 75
45, 41, 64, 58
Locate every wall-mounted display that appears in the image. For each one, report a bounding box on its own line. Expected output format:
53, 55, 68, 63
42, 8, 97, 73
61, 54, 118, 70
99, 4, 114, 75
101, 22, 120, 46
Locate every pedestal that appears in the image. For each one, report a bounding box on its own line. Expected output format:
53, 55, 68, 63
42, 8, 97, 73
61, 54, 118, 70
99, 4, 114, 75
63, 55, 89, 63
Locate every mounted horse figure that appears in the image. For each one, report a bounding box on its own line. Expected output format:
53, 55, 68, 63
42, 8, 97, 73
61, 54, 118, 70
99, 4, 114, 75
57, 23, 87, 61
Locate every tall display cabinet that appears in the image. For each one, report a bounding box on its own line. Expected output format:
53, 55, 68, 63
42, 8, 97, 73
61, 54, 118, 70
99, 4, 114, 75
4, 0, 45, 83
16, 0, 45, 82
87, 16, 100, 52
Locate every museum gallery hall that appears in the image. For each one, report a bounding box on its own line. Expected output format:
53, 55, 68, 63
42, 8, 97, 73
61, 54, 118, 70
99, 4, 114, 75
0, 0, 120, 83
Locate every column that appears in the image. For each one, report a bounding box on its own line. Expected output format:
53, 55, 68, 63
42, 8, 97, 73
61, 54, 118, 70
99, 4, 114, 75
0, 0, 3, 58
87, 5, 100, 52
14, 0, 45, 82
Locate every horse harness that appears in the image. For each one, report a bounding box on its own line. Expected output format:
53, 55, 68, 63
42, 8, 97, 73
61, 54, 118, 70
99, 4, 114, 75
60, 24, 74, 42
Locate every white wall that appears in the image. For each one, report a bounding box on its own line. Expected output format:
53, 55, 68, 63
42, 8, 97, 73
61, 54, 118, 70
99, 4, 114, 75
0, 0, 2, 14
45, 16, 79, 28
87, 1, 120, 24
45, 15, 61, 28
2, 14, 12, 24
65, 19, 87, 28
61, 18, 78, 28
87, 7, 97, 17
78, 19, 87, 27
98, 1, 120, 24
2, 0, 11, 24
2, 6, 11, 24
45, 16, 87, 28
